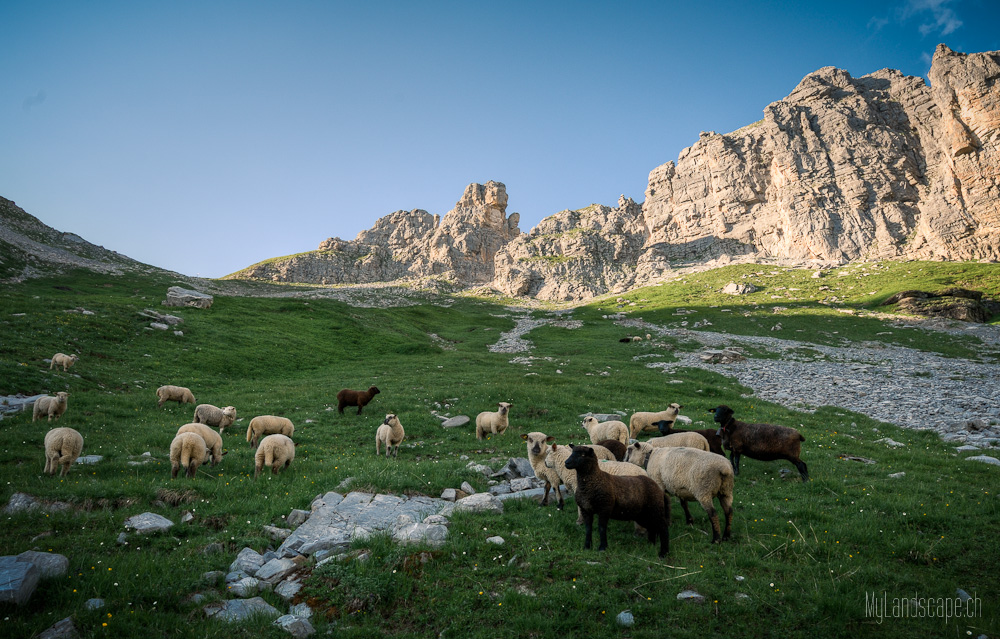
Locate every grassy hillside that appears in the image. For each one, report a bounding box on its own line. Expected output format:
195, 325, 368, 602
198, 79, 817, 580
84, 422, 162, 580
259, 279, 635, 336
1, 263, 998, 638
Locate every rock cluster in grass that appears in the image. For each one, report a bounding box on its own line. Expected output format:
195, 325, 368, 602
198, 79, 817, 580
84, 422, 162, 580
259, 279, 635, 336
162, 286, 213, 309
0, 551, 68, 605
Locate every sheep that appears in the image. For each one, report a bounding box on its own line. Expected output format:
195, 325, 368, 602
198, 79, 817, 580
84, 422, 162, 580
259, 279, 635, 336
337, 386, 380, 414
624, 441, 734, 543
254, 434, 295, 478
246, 415, 295, 449
156, 385, 196, 408
711, 405, 809, 481
564, 445, 670, 557
49, 353, 78, 372
43, 427, 84, 477
475, 402, 511, 440
522, 432, 563, 508
643, 431, 710, 452
655, 419, 726, 457
169, 432, 210, 479
595, 438, 626, 461
192, 404, 237, 433
545, 443, 646, 525
581, 415, 628, 446
176, 423, 225, 466
375, 414, 405, 458
629, 403, 683, 438
32, 392, 69, 422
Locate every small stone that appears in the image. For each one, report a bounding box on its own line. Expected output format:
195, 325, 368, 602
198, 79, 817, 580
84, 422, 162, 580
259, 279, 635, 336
616, 611, 635, 627
230, 547, 265, 575
966, 455, 1000, 466
201, 570, 225, 584
84, 598, 105, 610
256, 557, 298, 584
124, 512, 174, 535
203, 596, 280, 622
116, 533, 128, 545
677, 589, 705, 604
180, 512, 194, 524
274, 577, 303, 601
441, 415, 470, 428
486, 536, 505, 545
888, 472, 906, 479
0, 557, 39, 605
150, 322, 169, 330
287, 509, 310, 527
956, 445, 980, 452
36, 617, 78, 639
956, 588, 972, 602
228, 577, 262, 597
440, 488, 459, 501
290, 602, 313, 618
75, 455, 103, 464
16, 551, 69, 578
202, 542, 224, 555
875, 437, 906, 448
273, 613, 315, 637
263, 525, 292, 542
460, 481, 476, 495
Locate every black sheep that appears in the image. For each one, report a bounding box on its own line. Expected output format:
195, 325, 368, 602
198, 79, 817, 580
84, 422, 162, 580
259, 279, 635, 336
710, 405, 809, 481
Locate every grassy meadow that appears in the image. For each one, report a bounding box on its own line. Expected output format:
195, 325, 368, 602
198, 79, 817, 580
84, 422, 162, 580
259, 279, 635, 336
1, 262, 998, 638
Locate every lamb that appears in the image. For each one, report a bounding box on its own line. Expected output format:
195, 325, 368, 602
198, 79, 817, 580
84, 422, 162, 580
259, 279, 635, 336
655, 419, 726, 457
629, 403, 683, 438
643, 431, 710, 452
581, 415, 628, 446
624, 441, 734, 543
375, 414, 405, 458
254, 434, 296, 478
337, 386, 380, 414
176, 423, 225, 466
192, 404, 237, 432
475, 402, 511, 440
564, 445, 670, 557
49, 353, 78, 372
32, 392, 69, 422
522, 432, 563, 508
169, 432, 210, 479
43, 427, 84, 477
246, 415, 295, 449
156, 385, 196, 408
711, 405, 809, 481
595, 438, 626, 461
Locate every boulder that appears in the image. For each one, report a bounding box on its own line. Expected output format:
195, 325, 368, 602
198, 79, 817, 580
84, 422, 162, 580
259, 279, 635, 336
0, 556, 39, 605
163, 287, 213, 309
123, 512, 174, 534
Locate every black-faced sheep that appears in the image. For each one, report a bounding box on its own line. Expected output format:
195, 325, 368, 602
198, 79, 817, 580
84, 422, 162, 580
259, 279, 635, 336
33, 392, 69, 422
564, 445, 670, 557
192, 404, 237, 433
625, 441, 734, 543
176, 423, 225, 466
170, 432, 210, 479
156, 385, 196, 408
475, 402, 511, 440
246, 415, 295, 449
375, 414, 405, 458
337, 386, 380, 414
655, 419, 726, 456
49, 353, 78, 372
546, 443, 648, 524
711, 405, 809, 481
43, 427, 83, 477
254, 434, 296, 478
629, 403, 682, 439
581, 415, 628, 445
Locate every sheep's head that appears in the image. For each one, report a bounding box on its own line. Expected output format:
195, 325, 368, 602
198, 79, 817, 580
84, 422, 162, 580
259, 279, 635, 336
369, 386, 381, 395
710, 405, 734, 426
382, 413, 399, 427
581, 416, 598, 429
222, 406, 237, 418
669, 402, 682, 411
654, 419, 675, 436
564, 445, 596, 470
56, 392, 69, 402
497, 402, 511, 415
625, 441, 652, 467
522, 432, 554, 456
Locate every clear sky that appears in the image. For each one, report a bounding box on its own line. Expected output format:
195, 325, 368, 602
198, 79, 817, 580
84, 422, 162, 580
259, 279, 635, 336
3, 0, 998, 278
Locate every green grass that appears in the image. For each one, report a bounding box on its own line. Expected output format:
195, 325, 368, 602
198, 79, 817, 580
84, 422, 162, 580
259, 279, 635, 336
1, 262, 998, 638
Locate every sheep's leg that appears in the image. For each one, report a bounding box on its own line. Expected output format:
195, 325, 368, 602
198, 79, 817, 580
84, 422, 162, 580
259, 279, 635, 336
582, 511, 594, 550
540, 481, 551, 506
731, 453, 740, 476
596, 514, 610, 552
794, 459, 809, 481
679, 499, 695, 526
659, 494, 671, 557
700, 499, 720, 543
721, 497, 733, 541
357, 405, 363, 415
60, 461, 71, 477
254, 464, 262, 479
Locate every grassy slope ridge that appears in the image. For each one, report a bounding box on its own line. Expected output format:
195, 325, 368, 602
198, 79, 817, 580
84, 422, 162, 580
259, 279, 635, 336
0, 263, 997, 638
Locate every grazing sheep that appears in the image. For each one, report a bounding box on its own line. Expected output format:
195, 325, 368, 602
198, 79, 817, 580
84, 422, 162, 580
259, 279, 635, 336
375, 414, 405, 458
643, 431, 710, 452
522, 432, 564, 508
32, 392, 69, 422
156, 385, 196, 408
170, 432, 210, 479
581, 415, 629, 446
192, 404, 237, 433
43, 427, 84, 477
655, 419, 726, 457
254, 434, 296, 478
475, 402, 511, 440
595, 439, 627, 462
711, 405, 809, 481
176, 423, 225, 466
625, 441, 734, 543
246, 415, 295, 449
629, 403, 683, 438
337, 386, 380, 415
564, 445, 670, 557
49, 353, 78, 372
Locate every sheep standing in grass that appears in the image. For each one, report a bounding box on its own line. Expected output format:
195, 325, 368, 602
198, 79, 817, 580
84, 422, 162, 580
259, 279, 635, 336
170, 432, 210, 479
192, 404, 237, 433
625, 441, 734, 543
475, 402, 511, 440
629, 403, 683, 438
337, 386, 380, 415
564, 445, 670, 557
49, 353, 78, 372
156, 385, 196, 408
254, 434, 296, 478
522, 432, 563, 508
375, 414, 405, 458
656, 419, 726, 456
33, 392, 69, 422
43, 427, 83, 477
545, 443, 645, 524
642, 431, 710, 452
246, 415, 295, 449
711, 405, 809, 481
176, 423, 225, 466
581, 415, 628, 446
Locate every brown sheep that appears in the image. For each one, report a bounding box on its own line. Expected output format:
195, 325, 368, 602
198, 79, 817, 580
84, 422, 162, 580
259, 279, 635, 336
595, 439, 627, 461
656, 419, 726, 456
337, 386, 380, 414
711, 405, 808, 481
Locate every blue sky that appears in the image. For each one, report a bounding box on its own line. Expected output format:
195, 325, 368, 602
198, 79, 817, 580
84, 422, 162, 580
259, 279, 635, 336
3, 0, 998, 278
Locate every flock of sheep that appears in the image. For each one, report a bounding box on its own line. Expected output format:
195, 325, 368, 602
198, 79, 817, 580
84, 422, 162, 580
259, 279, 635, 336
34, 351, 811, 558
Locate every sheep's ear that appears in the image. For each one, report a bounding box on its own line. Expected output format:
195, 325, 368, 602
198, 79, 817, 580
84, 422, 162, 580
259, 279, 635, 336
546, 436, 555, 443
520, 434, 528, 441
222, 449, 229, 457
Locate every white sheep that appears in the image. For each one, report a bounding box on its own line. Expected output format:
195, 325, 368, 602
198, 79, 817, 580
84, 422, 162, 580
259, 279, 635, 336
176, 423, 225, 466
156, 385, 196, 408
192, 404, 237, 433
33, 392, 69, 422
475, 402, 511, 440
246, 415, 295, 449
169, 432, 210, 479
49, 353, 78, 372
375, 414, 405, 458
522, 432, 564, 508
643, 431, 710, 452
581, 415, 629, 446
43, 427, 84, 477
254, 434, 295, 478
629, 403, 683, 438
624, 442, 734, 543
